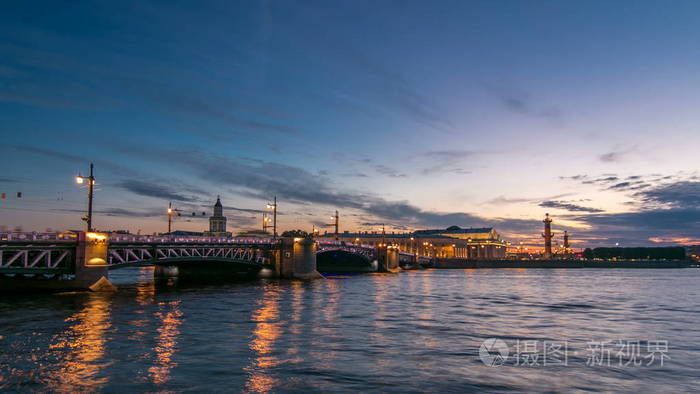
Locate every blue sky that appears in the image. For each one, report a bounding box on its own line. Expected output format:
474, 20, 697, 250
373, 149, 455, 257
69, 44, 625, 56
1, 0, 700, 247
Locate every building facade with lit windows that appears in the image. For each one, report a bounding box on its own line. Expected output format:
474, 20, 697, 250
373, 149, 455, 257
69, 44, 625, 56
325, 226, 507, 259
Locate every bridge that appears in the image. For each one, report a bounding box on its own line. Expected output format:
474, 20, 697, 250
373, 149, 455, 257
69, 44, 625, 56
0, 232, 432, 291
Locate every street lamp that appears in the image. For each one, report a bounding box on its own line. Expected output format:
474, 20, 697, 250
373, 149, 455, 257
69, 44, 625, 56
328, 210, 339, 240
263, 213, 273, 233
166, 202, 181, 234
266, 196, 277, 238
75, 163, 95, 232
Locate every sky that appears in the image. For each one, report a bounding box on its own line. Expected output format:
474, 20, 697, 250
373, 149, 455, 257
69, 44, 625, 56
1, 0, 700, 247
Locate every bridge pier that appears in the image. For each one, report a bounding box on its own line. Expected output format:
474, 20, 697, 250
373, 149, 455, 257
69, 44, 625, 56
154, 265, 179, 278
277, 237, 323, 279
376, 245, 401, 273
0, 232, 115, 292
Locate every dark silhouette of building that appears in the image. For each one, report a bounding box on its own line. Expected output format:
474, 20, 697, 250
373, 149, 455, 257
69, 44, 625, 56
205, 196, 231, 237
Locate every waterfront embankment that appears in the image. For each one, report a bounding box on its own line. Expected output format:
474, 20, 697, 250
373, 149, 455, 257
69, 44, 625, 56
433, 259, 695, 269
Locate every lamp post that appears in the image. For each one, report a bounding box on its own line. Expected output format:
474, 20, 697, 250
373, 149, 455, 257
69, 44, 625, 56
266, 196, 277, 239
263, 213, 272, 233
75, 163, 95, 232
327, 210, 339, 240
166, 202, 181, 235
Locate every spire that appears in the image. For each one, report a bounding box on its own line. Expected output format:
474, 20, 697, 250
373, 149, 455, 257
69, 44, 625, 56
213, 195, 223, 217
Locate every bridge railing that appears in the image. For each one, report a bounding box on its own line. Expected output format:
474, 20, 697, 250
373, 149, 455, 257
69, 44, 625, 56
107, 244, 272, 268
109, 234, 279, 244
0, 244, 75, 274
0, 232, 77, 242
0, 232, 281, 245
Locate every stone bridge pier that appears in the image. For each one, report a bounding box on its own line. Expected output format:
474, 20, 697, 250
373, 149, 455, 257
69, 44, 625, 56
376, 245, 401, 273
276, 237, 323, 279
73, 232, 113, 290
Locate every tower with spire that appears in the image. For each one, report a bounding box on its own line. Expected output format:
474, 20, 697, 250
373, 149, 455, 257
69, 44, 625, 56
207, 195, 229, 236
542, 213, 553, 259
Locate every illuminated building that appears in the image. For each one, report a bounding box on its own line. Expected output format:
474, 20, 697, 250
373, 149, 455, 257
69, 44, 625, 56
325, 226, 507, 259
204, 196, 231, 237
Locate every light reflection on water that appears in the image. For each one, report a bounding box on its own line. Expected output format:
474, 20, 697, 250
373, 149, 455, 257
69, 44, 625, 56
1, 268, 699, 392
245, 284, 283, 393
148, 300, 183, 385
47, 293, 112, 391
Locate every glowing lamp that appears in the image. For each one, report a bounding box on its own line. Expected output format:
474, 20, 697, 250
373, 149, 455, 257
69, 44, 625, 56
86, 232, 107, 241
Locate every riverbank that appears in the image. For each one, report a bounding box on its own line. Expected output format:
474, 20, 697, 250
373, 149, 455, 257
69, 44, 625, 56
433, 259, 696, 269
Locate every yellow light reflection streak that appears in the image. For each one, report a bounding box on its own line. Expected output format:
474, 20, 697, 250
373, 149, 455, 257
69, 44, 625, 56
48, 293, 113, 391
148, 300, 183, 385
245, 285, 283, 393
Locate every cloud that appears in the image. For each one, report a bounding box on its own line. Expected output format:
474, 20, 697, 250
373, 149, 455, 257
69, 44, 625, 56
420, 150, 483, 175
599, 145, 637, 163
486, 195, 534, 205
116, 147, 541, 232
56, 207, 163, 218
341, 172, 369, 178
599, 152, 621, 163
276, 13, 454, 133
373, 164, 406, 178
224, 205, 267, 214
608, 182, 631, 189
118, 77, 300, 136
485, 193, 573, 206
499, 92, 562, 120
225, 214, 258, 228
559, 174, 588, 181
635, 181, 700, 209
5, 144, 139, 177
565, 180, 700, 246
578, 209, 700, 232
562, 172, 690, 194
423, 150, 480, 160
116, 179, 200, 203
0, 30, 299, 139
538, 200, 604, 213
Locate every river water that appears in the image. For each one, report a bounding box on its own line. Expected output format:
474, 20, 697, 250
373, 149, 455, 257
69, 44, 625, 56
1, 268, 699, 392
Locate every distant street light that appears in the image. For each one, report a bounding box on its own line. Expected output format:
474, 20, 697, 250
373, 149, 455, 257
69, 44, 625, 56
166, 202, 181, 234
266, 196, 277, 238
262, 213, 273, 233
75, 163, 95, 232
327, 210, 339, 240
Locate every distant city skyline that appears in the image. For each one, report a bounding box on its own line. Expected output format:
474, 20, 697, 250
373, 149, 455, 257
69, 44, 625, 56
2, 0, 700, 246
